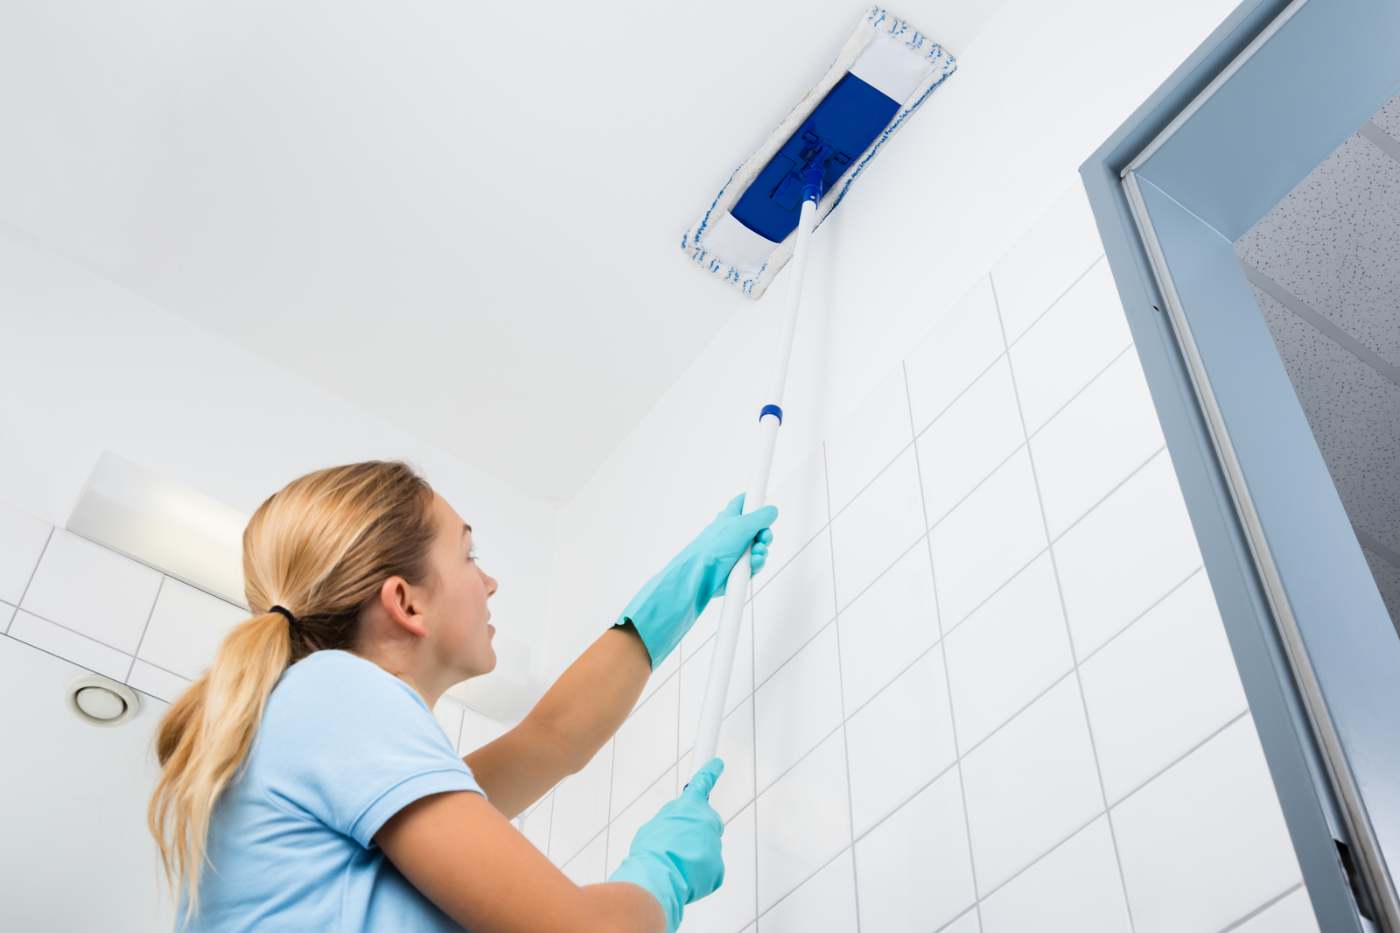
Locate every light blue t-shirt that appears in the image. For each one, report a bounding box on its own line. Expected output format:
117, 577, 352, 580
178, 649, 486, 931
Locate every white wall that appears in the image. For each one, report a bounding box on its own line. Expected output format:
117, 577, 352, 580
0, 223, 558, 711
526, 1, 1319, 931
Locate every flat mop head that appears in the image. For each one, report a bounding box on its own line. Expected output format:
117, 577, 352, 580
681, 7, 956, 299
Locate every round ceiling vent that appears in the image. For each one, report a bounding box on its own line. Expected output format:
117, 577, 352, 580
66, 674, 141, 726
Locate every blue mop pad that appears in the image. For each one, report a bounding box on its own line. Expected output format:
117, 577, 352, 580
681, 7, 956, 299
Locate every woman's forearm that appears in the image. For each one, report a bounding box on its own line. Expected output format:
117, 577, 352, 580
530, 622, 652, 770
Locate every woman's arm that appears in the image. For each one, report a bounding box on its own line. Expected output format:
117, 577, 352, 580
464, 623, 652, 819
376, 787, 664, 933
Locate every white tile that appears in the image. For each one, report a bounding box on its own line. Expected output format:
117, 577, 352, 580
126, 658, 191, 704
606, 766, 679, 877
764, 444, 830, 578
136, 577, 245, 680
682, 697, 756, 824
824, 366, 913, 514
980, 816, 1131, 933
829, 447, 925, 610
758, 848, 857, 933
680, 606, 754, 752
993, 182, 1105, 342
754, 624, 843, 791
612, 672, 680, 814
1031, 350, 1166, 537
917, 357, 1025, 525
1113, 716, 1303, 933
459, 707, 510, 754
855, 768, 976, 933
755, 730, 851, 912
1233, 887, 1318, 933
930, 449, 1047, 627
8, 609, 131, 681
846, 645, 957, 836
837, 543, 939, 712
905, 277, 1007, 433
549, 739, 614, 864
752, 528, 836, 685
944, 554, 1074, 749
521, 791, 553, 853
962, 677, 1104, 889
432, 697, 466, 750
1054, 451, 1202, 657
21, 530, 161, 653
1008, 258, 1133, 432
683, 801, 757, 933
1081, 571, 1246, 802
561, 831, 608, 887
0, 504, 50, 605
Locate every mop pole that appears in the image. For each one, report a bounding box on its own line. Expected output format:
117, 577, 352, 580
692, 177, 821, 770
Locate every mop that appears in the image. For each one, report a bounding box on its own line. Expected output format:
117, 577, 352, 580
687, 7, 956, 771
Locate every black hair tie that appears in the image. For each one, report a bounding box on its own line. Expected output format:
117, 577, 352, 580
269, 605, 297, 625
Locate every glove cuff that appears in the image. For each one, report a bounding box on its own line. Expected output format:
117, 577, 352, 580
613, 559, 720, 668
609, 853, 686, 933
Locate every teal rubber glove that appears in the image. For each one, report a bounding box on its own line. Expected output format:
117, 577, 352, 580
608, 758, 726, 933
614, 493, 778, 668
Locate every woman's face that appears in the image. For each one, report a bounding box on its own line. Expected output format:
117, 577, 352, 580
425, 493, 498, 676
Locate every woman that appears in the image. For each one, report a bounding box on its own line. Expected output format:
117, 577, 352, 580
147, 460, 778, 932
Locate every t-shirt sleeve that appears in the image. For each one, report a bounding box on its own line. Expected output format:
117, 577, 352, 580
262, 653, 487, 850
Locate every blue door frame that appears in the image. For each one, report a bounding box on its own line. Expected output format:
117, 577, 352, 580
1081, 1, 1400, 930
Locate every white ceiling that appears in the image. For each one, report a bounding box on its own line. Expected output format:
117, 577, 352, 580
1, 0, 1007, 503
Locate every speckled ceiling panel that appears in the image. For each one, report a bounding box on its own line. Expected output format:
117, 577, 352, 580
1373, 94, 1400, 140
1246, 283, 1400, 557
1362, 546, 1400, 637
1236, 132, 1400, 370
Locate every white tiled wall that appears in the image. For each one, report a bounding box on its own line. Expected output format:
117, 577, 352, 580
535, 182, 1314, 932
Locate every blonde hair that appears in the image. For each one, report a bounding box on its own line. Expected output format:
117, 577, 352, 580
147, 461, 438, 925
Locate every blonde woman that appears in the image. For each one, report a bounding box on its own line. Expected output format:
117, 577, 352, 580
148, 461, 777, 932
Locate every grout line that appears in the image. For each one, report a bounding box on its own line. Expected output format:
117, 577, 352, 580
602, 737, 617, 874
1217, 880, 1304, 931
974, 809, 1107, 904
821, 441, 863, 932
753, 842, 853, 924
10, 604, 147, 663
749, 597, 761, 930
1045, 443, 1167, 545
911, 351, 1009, 443
990, 269, 1138, 932
7, 526, 54, 635
1075, 566, 1204, 667
544, 790, 556, 861
1024, 342, 1136, 443
126, 576, 167, 683
1001, 254, 1108, 352
1109, 709, 1249, 810
903, 359, 984, 923
934, 904, 981, 933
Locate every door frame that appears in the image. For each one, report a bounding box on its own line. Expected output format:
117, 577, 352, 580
1080, 1, 1400, 930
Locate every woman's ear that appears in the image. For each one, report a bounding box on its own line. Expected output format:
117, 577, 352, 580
378, 576, 429, 637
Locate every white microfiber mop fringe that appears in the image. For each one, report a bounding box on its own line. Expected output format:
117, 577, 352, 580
680, 6, 956, 299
